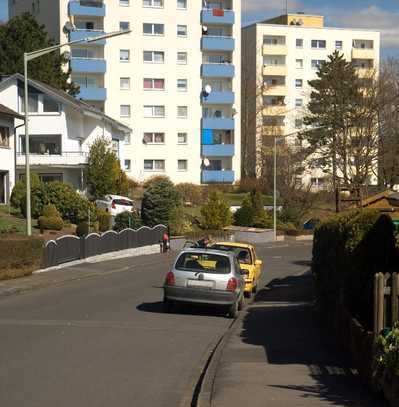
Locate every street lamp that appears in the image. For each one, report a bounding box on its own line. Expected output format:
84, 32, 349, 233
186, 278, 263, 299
23, 29, 131, 235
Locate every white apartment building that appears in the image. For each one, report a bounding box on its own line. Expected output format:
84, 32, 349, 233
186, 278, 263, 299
10, 0, 241, 185
0, 73, 130, 191
242, 13, 380, 188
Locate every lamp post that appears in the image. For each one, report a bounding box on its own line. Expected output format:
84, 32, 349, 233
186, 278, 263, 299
23, 29, 131, 235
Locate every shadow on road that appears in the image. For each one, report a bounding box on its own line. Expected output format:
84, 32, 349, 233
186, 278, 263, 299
239, 271, 386, 406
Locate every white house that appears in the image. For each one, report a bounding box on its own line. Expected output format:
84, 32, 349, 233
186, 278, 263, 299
0, 104, 24, 204
0, 74, 131, 192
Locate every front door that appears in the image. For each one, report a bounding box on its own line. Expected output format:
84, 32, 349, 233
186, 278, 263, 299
0, 172, 7, 204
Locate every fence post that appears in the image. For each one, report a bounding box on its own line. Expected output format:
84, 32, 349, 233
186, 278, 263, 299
374, 273, 379, 335
392, 272, 399, 325
377, 273, 385, 334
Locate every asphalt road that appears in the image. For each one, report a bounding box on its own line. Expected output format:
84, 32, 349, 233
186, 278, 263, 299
0, 241, 312, 407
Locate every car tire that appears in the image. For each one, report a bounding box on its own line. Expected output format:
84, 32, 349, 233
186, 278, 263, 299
228, 301, 238, 319
163, 298, 174, 313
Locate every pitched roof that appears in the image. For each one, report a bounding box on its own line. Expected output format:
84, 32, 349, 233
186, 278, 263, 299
0, 103, 24, 119
0, 74, 131, 133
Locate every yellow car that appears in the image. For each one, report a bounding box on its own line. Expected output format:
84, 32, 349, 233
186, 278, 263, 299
211, 242, 263, 298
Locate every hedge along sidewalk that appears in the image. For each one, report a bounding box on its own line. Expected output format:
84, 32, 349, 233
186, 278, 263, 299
0, 249, 176, 300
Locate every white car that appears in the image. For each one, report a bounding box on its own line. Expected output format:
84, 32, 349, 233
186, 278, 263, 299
95, 195, 136, 217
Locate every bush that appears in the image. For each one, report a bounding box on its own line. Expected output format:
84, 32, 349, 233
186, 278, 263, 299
38, 216, 64, 231
76, 221, 90, 237
41, 204, 60, 218
0, 235, 43, 280
97, 208, 111, 232
113, 211, 142, 232
236, 178, 265, 193
169, 207, 193, 236
141, 177, 182, 227
234, 190, 272, 228
176, 183, 205, 205
234, 196, 254, 226
200, 191, 232, 230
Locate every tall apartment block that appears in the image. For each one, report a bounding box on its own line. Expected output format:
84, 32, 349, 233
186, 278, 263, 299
242, 13, 380, 188
9, 0, 241, 185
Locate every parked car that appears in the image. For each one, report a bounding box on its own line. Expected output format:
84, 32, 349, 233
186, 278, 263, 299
303, 218, 320, 230
163, 248, 245, 318
210, 242, 263, 298
95, 195, 136, 217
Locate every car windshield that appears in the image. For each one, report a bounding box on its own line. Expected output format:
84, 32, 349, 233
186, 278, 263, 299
175, 252, 231, 274
113, 199, 133, 206
211, 245, 252, 265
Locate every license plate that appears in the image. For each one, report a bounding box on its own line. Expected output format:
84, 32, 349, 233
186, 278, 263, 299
187, 279, 214, 289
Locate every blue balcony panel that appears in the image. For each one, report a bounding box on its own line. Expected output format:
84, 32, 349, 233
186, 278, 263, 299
201, 36, 235, 51
202, 91, 234, 105
202, 144, 234, 157
76, 87, 107, 101
69, 1, 106, 17
70, 30, 106, 45
201, 64, 235, 78
201, 9, 234, 25
201, 170, 235, 184
202, 118, 234, 130
71, 58, 106, 73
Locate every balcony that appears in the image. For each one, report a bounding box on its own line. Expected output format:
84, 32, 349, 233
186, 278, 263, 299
201, 36, 235, 51
201, 170, 235, 184
201, 144, 234, 157
262, 44, 287, 55
201, 63, 235, 78
352, 48, 375, 60
16, 152, 88, 167
355, 67, 373, 78
69, 1, 105, 17
202, 91, 234, 105
70, 58, 106, 73
202, 118, 234, 130
76, 86, 107, 101
201, 9, 234, 25
263, 85, 287, 96
69, 29, 106, 45
263, 65, 287, 76
263, 105, 286, 115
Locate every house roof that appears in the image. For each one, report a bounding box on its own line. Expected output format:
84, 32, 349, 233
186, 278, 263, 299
0, 103, 24, 120
0, 74, 131, 133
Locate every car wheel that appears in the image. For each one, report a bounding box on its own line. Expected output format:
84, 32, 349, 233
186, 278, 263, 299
228, 301, 238, 319
163, 298, 174, 313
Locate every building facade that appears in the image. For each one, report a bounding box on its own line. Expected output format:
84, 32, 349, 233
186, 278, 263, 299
242, 14, 380, 188
10, 0, 241, 185
0, 74, 130, 192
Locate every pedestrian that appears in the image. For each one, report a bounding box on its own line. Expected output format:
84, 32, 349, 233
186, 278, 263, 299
196, 235, 210, 248
162, 232, 169, 253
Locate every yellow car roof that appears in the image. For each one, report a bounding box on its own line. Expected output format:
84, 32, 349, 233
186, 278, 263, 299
214, 241, 254, 249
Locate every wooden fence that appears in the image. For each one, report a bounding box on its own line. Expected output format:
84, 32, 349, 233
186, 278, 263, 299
374, 272, 399, 335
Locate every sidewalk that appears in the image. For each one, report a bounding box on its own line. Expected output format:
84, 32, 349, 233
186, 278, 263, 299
211, 272, 386, 407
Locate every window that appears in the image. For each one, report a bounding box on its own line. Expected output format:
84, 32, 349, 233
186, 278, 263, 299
143, 23, 164, 35
124, 159, 131, 171
120, 77, 130, 90
177, 79, 187, 91
0, 126, 10, 148
296, 59, 303, 69
295, 118, 303, 129
143, 132, 165, 143
43, 95, 59, 113
144, 159, 165, 171
143, 50, 165, 63
20, 134, 61, 155
177, 106, 188, 118
120, 21, 130, 31
311, 39, 326, 49
178, 132, 187, 144
20, 93, 39, 113
177, 25, 187, 37
335, 40, 343, 49
311, 59, 325, 69
144, 105, 165, 117
177, 52, 187, 64
143, 78, 165, 90
120, 105, 131, 117
295, 98, 303, 107
120, 0, 129, 5
177, 0, 187, 9
178, 159, 187, 171
143, 0, 163, 7
295, 79, 303, 88
296, 38, 303, 48
120, 49, 130, 62
71, 48, 95, 58
125, 133, 131, 144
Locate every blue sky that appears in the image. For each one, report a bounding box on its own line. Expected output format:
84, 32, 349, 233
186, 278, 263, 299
1, 0, 398, 57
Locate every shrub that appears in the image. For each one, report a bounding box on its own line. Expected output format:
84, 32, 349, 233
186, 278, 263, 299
41, 204, 60, 218
234, 196, 254, 226
38, 216, 64, 231
236, 178, 264, 193
113, 211, 142, 232
234, 190, 272, 228
97, 208, 111, 232
200, 191, 232, 230
169, 206, 193, 236
76, 221, 90, 237
176, 183, 205, 205
142, 175, 173, 189
0, 235, 43, 280
141, 177, 182, 227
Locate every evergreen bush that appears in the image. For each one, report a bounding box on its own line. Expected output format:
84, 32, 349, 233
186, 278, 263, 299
200, 191, 232, 230
113, 211, 142, 232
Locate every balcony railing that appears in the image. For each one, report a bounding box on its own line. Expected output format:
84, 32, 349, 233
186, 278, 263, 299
201, 144, 234, 157
202, 91, 234, 105
70, 57, 106, 73
16, 151, 88, 166
69, 29, 106, 45
201, 63, 235, 78
76, 86, 107, 101
201, 170, 234, 184
201, 36, 235, 51
202, 117, 234, 130
201, 9, 234, 25
69, 1, 105, 17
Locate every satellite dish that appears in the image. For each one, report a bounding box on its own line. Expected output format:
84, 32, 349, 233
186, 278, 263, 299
204, 84, 212, 95
63, 51, 71, 61
203, 158, 210, 167
202, 26, 208, 33
63, 21, 75, 34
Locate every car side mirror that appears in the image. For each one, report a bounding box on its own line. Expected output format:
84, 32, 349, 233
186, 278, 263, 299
255, 260, 262, 266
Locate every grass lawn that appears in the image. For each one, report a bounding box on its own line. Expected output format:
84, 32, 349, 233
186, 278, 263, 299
223, 192, 275, 206
0, 205, 38, 234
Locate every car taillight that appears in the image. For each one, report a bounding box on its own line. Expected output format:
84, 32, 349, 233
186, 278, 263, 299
226, 278, 237, 292
111, 201, 116, 209
165, 271, 175, 286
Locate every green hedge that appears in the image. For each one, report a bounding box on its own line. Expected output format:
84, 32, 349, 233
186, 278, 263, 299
313, 209, 398, 329
0, 235, 43, 280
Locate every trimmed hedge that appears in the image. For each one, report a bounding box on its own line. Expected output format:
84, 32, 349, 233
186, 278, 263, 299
113, 211, 142, 232
313, 209, 398, 329
0, 235, 43, 280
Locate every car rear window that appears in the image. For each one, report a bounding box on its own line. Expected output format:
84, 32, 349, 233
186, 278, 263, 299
113, 199, 133, 206
175, 252, 231, 274
211, 245, 252, 265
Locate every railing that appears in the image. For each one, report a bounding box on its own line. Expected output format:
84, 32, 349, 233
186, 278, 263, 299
17, 151, 88, 157
79, 0, 103, 7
